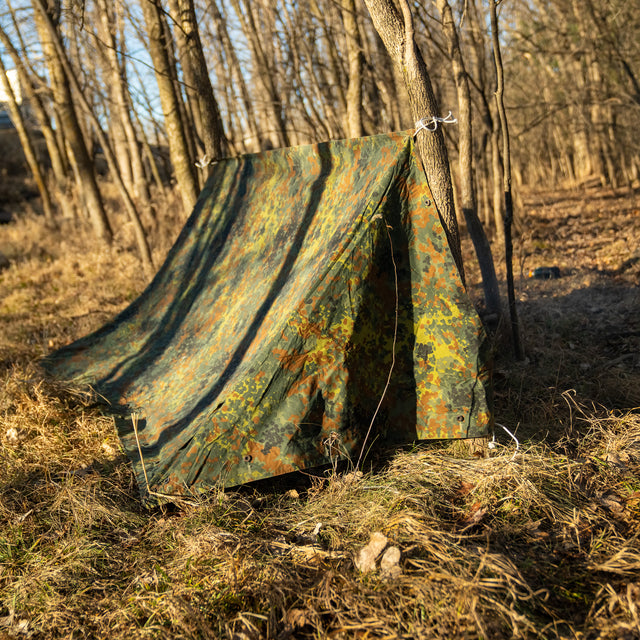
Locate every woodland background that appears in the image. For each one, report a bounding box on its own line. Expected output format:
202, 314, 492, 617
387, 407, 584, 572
2, 0, 639, 259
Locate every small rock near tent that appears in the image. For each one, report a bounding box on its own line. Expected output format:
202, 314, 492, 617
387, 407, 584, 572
42, 131, 492, 502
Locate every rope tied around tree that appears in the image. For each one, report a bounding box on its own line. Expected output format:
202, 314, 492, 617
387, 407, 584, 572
414, 111, 458, 135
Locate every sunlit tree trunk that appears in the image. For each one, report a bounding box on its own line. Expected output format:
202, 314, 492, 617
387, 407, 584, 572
0, 56, 54, 223
230, 0, 290, 148
32, 0, 113, 242
341, 0, 364, 138
490, 0, 523, 359
168, 0, 226, 166
363, 0, 463, 277
437, 0, 501, 319
207, 0, 261, 151
33, 0, 154, 274
140, 0, 199, 213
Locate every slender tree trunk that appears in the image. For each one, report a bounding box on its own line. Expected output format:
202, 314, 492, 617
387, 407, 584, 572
490, 0, 523, 360
140, 0, 199, 213
363, 0, 463, 277
0, 20, 69, 195
341, 0, 364, 138
32, 0, 113, 241
0, 57, 54, 223
95, 23, 134, 194
437, 0, 501, 319
168, 0, 226, 164
230, 0, 290, 148
33, 0, 154, 275
491, 124, 504, 246
209, 0, 260, 151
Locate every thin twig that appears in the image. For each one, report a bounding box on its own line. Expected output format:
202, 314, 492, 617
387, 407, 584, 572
131, 413, 198, 506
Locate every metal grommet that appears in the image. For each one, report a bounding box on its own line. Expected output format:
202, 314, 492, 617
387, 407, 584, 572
457, 415, 465, 423
424, 198, 432, 207
243, 454, 253, 463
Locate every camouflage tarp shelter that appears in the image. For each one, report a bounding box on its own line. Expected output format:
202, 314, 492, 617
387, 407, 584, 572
43, 131, 492, 500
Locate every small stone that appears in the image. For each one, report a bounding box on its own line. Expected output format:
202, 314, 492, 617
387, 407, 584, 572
380, 546, 402, 578
5, 427, 18, 444
354, 531, 388, 573
101, 442, 118, 459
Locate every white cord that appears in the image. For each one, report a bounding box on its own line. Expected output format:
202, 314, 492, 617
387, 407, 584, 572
414, 111, 458, 134
489, 423, 520, 460
195, 154, 211, 169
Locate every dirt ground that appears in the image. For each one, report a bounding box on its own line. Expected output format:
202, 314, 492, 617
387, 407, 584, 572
462, 187, 640, 440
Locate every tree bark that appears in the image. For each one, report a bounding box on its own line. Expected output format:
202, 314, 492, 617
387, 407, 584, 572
0, 56, 54, 224
168, 0, 226, 164
341, 0, 364, 138
208, 0, 260, 151
33, 0, 154, 275
230, 0, 290, 148
32, 0, 113, 241
490, 0, 523, 360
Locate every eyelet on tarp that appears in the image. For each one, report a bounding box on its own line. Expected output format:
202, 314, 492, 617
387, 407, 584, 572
457, 415, 465, 422
243, 454, 253, 463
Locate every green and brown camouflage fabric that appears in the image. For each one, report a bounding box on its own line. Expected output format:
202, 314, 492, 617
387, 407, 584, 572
42, 131, 492, 500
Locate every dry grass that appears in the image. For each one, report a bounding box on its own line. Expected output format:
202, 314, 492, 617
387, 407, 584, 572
1, 187, 640, 639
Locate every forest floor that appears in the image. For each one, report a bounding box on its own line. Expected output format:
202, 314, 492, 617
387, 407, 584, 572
0, 185, 639, 639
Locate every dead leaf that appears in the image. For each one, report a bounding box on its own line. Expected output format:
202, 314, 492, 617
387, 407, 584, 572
286, 608, 315, 628
460, 503, 488, 530
458, 480, 475, 496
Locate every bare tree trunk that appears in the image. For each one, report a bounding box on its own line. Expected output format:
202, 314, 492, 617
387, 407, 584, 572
0, 56, 54, 224
168, 0, 226, 164
437, 0, 501, 319
490, 0, 523, 360
33, 0, 154, 275
111, 3, 151, 205
491, 123, 504, 245
341, 0, 364, 138
140, 0, 199, 213
32, 0, 113, 241
230, 0, 290, 148
0, 18, 69, 198
363, 0, 463, 277
208, 0, 261, 151
96, 0, 134, 193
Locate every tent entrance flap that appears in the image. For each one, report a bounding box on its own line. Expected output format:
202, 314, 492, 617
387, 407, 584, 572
42, 131, 492, 498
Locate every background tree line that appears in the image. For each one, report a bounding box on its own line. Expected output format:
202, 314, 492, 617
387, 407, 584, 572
1, 0, 639, 277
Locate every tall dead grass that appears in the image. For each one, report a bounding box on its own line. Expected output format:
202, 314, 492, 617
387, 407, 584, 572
1, 198, 640, 639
